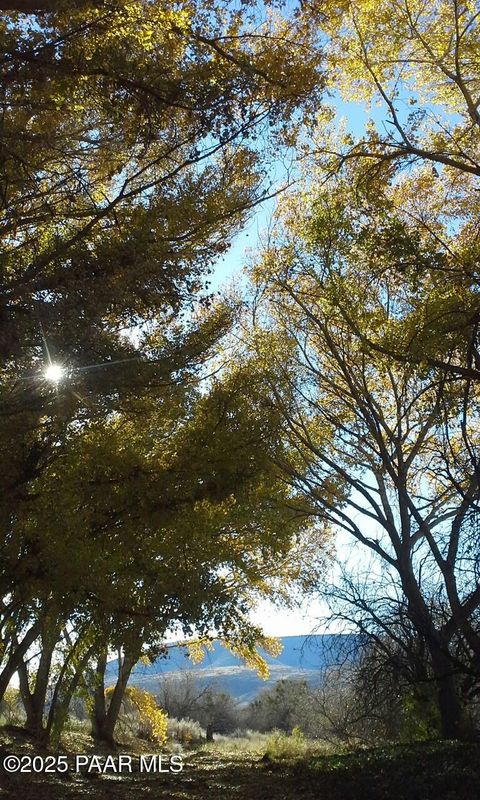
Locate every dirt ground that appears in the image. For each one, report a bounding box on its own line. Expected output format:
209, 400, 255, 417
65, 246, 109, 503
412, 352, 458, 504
1, 730, 480, 800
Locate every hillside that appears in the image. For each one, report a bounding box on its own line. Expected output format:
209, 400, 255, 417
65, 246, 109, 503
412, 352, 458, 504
106, 634, 360, 703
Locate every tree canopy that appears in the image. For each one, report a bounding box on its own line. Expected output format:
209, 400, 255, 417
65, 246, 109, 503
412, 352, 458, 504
2, 0, 480, 749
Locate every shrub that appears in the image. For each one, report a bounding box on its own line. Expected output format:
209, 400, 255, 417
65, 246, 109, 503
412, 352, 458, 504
210, 731, 270, 753
106, 686, 168, 744
0, 688, 24, 726
264, 727, 309, 760
63, 717, 91, 733
167, 717, 205, 745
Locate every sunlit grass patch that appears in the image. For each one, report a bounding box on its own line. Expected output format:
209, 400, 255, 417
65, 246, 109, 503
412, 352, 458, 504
201, 730, 271, 754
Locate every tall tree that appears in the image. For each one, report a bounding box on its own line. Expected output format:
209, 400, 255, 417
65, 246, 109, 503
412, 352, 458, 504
0, 0, 322, 515
299, 0, 480, 381
249, 177, 480, 740
309, 0, 480, 176
0, 0, 324, 709
6, 350, 327, 740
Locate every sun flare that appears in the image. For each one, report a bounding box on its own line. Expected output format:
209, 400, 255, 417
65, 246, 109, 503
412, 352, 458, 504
44, 363, 64, 383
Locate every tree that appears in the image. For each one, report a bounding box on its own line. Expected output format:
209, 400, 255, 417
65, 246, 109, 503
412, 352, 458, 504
106, 686, 168, 745
194, 688, 238, 740
245, 679, 312, 733
0, 0, 322, 535
6, 352, 327, 742
0, 0, 325, 730
158, 673, 242, 739
157, 672, 210, 722
249, 176, 480, 740
321, 567, 445, 743
298, 0, 480, 383
309, 0, 480, 177
0, 0, 322, 358
0, 308, 233, 711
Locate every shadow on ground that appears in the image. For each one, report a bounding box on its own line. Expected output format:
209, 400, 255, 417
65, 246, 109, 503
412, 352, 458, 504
1, 733, 480, 800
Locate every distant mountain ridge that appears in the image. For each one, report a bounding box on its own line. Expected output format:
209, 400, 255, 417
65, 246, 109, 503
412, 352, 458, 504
106, 634, 360, 703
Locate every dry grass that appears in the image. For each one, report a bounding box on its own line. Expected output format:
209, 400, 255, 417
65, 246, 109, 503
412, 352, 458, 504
1, 726, 479, 800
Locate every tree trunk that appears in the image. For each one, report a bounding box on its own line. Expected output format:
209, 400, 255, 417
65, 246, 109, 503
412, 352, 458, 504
91, 648, 108, 741
45, 640, 96, 744
0, 1, 100, 12
429, 642, 470, 740
0, 621, 41, 704
91, 647, 138, 744
17, 626, 59, 744
18, 659, 46, 743
0, 1, 55, 9
400, 567, 470, 740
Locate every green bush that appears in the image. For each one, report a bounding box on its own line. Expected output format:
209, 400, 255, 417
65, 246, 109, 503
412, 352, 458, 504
264, 727, 310, 760
401, 687, 441, 742
0, 688, 24, 726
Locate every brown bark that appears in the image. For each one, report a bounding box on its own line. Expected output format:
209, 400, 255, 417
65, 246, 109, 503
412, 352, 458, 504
91, 648, 109, 740
0, 0, 100, 11
18, 627, 59, 743
429, 640, 472, 740
0, 621, 41, 703
91, 647, 138, 743
0, 1, 61, 10
45, 638, 96, 742
400, 566, 472, 740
